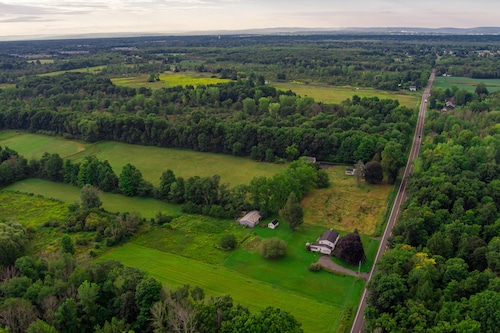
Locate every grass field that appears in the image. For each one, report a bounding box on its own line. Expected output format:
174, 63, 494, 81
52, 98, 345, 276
111, 71, 231, 90
0, 131, 286, 187
272, 81, 421, 108
433, 76, 500, 93
39, 65, 106, 77
0, 191, 69, 254
302, 166, 393, 235
0, 83, 16, 89
100, 243, 361, 333
4, 179, 182, 218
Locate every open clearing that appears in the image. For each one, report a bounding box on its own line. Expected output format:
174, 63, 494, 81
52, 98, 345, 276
0, 131, 286, 187
100, 243, 358, 333
433, 76, 500, 93
272, 81, 421, 108
39, 65, 106, 76
302, 166, 393, 235
111, 71, 231, 90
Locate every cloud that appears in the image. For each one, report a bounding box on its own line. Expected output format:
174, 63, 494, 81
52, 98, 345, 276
0, 15, 54, 23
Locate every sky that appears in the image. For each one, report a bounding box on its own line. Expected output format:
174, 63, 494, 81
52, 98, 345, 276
1, 0, 499, 39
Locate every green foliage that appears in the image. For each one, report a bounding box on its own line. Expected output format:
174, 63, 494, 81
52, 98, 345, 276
219, 234, 237, 250
364, 160, 384, 184
0, 221, 28, 267
335, 230, 366, 265
60, 234, 75, 255
119, 163, 144, 196
260, 237, 287, 259
80, 184, 102, 209
279, 192, 304, 231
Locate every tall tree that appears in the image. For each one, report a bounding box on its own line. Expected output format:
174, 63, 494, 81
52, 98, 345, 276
381, 141, 405, 184
279, 192, 304, 231
334, 230, 366, 265
364, 160, 384, 184
80, 184, 102, 210
119, 163, 143, 196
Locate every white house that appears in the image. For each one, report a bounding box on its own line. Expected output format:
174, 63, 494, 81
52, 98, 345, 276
268, 219, 279, 229
307, 229, 340, 255
238, 210, 262, 228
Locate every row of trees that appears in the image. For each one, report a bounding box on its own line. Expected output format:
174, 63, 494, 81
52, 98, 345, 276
365, 94, 500, 332
0, 73, 415, 164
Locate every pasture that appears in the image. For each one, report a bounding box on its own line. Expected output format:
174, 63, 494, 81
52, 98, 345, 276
111, 71, 231, 90
100, 243, 362, 333
433, 76, 500, 93
272, 81, 421, 108
0, 131, 286, 187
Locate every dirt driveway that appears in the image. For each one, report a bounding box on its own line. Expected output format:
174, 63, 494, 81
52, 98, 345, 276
317, 255, 368, 280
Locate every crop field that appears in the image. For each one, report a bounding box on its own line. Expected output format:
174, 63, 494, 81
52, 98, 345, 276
111, 71, 231, 90
302, 166, 393, 235
100, 243, 360, 333
4, 179, 182, 218
433, 76, 500, 93
272, 81, 421, 108
0, 131, 286, 187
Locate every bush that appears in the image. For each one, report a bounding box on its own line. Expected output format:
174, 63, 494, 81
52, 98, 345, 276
220, 234, 237, 250
261, 237, 287, 259
309, 262, 322, 272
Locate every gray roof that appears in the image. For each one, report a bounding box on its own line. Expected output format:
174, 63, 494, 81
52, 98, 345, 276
320, 229, 339, 243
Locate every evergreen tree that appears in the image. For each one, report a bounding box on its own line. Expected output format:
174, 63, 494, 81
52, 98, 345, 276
279, 192, 304, 231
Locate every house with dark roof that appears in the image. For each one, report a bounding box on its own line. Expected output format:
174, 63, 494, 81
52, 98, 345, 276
306, 229, 340, 255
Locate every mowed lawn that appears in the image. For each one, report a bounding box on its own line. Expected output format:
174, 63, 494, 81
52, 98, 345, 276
4, 179, 182, 218
433, 76, 500, 93
0, 131, 286, 187
111, 71, 231, 90
272, 82, 421, 108
0, 130, 87, 159
302, 166, 393, 235
100, 243, 348, 333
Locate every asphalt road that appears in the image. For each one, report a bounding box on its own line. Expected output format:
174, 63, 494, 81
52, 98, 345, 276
349, 70, 436, 333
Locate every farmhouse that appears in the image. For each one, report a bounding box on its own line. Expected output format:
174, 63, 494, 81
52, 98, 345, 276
409, 86, 417, 91
307, 229, 340, 255
238, 210, 262, 228
345, 167, 356, 176
268, 219, 279, 229
305, 156, 317, 163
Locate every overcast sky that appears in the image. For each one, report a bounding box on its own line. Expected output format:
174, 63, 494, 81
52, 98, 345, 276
1, 0, 499, 39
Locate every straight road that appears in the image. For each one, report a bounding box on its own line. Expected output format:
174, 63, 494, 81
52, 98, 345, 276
349, 70, 436, 333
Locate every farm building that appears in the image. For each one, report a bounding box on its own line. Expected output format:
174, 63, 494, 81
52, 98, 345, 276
305, 156, 317, 163
268, 219, 279, 229
238, 210, 262, 228
409, 86, 417, 91
307, 229, 340, 255
345, 168, 356, 176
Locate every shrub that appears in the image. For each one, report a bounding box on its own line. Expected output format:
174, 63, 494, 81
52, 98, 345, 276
261, 237, 287, 259
220, 234, 237, 250
309, 262, 322, 272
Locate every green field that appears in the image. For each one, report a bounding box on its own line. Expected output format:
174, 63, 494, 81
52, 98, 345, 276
433, 76, 500, 93
100, 243, 362, 333
272, 82, 421, 108
111, 71, 231, 90
0, 131, 286, 187
4, 179, 182, 218
39, 65, 106, 76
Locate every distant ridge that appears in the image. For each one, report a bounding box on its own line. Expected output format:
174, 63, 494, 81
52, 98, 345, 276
1, 26, 500, 42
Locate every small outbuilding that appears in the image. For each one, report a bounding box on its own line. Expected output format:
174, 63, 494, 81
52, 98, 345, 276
268, 219, 279, 229
238, 210, 262, 228
345, 168, 356, 176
